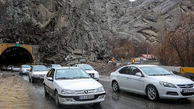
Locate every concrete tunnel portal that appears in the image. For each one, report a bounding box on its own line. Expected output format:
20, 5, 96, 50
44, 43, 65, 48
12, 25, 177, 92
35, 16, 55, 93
0, 46, 33, 65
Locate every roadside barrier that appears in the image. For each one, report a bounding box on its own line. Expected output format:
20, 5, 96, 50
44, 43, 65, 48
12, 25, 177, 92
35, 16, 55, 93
180, 67, 194, 74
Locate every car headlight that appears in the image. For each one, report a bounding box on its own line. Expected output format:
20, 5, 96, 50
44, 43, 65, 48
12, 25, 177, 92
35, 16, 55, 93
159, 81, 177, 88
96, 87, 105, 93
61, 89, 75, 94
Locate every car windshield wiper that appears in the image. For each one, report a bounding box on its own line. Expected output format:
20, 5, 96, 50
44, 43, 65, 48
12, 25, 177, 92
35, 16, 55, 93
85, 69, 93, 70
162, 74, 172, 75
149, 74, 172, 76
72, 77, 90, 79
56, 77, 72, 80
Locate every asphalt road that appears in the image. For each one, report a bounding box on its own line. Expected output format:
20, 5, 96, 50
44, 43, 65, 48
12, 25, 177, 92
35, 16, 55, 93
18, 74, 194, 109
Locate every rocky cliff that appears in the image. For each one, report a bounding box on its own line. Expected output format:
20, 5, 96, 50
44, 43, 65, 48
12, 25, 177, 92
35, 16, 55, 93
0, 0, 193, 64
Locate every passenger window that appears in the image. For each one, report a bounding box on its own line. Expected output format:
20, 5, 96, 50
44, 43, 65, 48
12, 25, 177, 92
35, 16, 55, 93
47, 70, 52, 77
130, 66, 141, 75
119, 67, 131, 75
47, 69, 55, 77
50, 69, 55, 78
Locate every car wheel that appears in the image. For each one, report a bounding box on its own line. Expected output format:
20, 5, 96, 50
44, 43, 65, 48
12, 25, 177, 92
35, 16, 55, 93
31, 77, 35, 83
112, 81, 120, 92
29, 76, 31, 82
55, 91, 61, 107
93, 102, 101, 106
146, 85, 159, 101
44, 85, 49, 97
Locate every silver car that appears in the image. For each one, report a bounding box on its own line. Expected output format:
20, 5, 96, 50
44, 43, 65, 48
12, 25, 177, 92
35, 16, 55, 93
19, 65, 31, 75
111, 65, 194, 101
28, 65, 48, 83
43, 67, 105, 106
74, 64, 100, 81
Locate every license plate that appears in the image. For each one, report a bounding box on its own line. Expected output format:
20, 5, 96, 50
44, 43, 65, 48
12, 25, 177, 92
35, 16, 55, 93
79, 95, 94, 100
182, 89, 194, 93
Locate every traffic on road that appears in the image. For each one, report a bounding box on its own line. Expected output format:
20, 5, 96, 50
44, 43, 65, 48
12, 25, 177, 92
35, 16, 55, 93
1, 63, 194, 109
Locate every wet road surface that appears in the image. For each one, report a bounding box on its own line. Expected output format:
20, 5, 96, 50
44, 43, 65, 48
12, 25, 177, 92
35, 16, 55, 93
21, 74, 194, 109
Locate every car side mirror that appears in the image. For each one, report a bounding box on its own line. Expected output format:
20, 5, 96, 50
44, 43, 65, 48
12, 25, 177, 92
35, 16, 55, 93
136, 72, 143, 77
47, 77, 53, 81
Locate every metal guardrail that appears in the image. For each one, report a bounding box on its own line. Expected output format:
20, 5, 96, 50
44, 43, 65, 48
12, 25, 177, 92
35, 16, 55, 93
161, 66, 194, 74
161, 66, 180, 73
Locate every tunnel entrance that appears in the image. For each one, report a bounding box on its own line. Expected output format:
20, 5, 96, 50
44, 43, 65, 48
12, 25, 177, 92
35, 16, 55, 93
0, 46, 33, 66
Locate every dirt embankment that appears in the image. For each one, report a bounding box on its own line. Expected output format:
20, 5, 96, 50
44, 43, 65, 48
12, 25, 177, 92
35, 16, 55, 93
88, 61, 126, 76
0, 72, 31, 109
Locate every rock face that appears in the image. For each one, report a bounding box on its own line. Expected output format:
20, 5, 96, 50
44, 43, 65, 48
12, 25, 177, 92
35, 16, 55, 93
0, 0, 193, 64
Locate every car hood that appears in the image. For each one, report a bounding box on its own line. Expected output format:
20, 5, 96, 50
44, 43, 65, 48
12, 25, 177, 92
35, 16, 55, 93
150, 75, 193, 84
33, 71, 48, 75
56, 78, 102, 90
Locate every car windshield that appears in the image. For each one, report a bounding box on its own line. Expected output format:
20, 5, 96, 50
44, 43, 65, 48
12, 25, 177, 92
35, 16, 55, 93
55, 68, 90, 80
33, 66, 48, 71
22, 65, 30, 68
140, 66, 173, 76
52, 64, 61, 68
78, 64, 94, 70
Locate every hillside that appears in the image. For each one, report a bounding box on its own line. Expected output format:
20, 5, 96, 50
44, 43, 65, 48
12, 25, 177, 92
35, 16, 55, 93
0, 0, 193, 64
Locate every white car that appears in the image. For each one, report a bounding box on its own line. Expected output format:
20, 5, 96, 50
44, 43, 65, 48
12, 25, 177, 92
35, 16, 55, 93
28, 65, 48, 83
43, 67, 105, 106
110, 65, 194, 101
19, 65, 31, 74
7, 66, 12, 71
12, 66, 20, 72
51, 64, 62, 68
74, 64, 100, 81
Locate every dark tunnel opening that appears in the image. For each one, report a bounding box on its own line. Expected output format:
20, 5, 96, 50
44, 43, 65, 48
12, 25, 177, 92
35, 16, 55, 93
0, 47, 33, 66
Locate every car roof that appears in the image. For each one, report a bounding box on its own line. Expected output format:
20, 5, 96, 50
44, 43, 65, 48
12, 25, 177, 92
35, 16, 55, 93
126, 64, 158, 67
32, 65, 47, 67
53, 67, 81, 70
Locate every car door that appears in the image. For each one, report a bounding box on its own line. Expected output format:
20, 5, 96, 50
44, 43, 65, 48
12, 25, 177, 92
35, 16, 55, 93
117, 66, 132, 90
127, 66, 145, 93
45, 69, 55, 96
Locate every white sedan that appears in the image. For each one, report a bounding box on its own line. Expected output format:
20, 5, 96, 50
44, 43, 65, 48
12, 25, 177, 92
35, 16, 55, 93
28, 65, 48, 83
43, 67, 105, 106
110, 65, 194, 101
19, 65, 31, 74
74, 64, 100, 81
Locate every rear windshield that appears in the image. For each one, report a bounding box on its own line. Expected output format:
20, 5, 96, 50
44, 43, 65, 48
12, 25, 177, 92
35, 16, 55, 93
52, 64, 62, 68
78, 64, 94, 70
22, 65, 30, 68
33, 66, 48, 71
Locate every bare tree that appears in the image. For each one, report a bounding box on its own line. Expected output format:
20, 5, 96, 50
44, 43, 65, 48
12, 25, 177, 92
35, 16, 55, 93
157, 9, 194, 66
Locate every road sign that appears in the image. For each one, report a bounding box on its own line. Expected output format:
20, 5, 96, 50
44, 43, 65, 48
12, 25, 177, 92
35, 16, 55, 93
112, 57, 115, 62
180, 67, 194, 74
15, 43, 20, 47
132, 58, 136, 64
